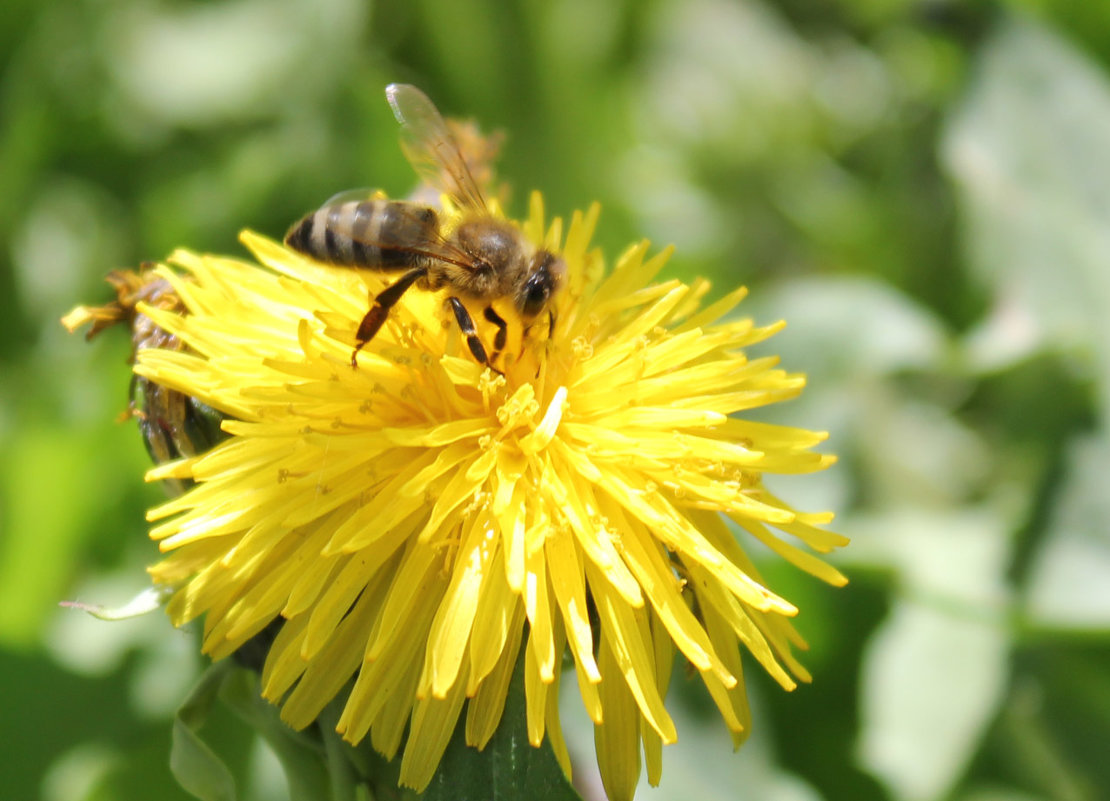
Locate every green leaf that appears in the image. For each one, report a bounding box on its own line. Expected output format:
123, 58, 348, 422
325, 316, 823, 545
217, 668, 336, 801
422, 654, 582, 801
168, 654, 580, 801
171, 662, 238, 801
172, 660, 357, 801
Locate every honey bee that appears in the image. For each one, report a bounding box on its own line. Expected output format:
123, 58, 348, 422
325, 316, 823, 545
284, 84, 565, 369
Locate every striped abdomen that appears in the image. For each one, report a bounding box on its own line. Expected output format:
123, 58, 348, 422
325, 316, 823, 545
284, 199, 438, 269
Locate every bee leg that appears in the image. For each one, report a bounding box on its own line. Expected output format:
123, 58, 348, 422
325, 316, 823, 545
448, 297, 499, 372
352, 266, 427, 367
483, 306, 508, 364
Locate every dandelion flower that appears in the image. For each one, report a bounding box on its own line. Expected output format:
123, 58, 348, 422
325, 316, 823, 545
123, 193, 846, 800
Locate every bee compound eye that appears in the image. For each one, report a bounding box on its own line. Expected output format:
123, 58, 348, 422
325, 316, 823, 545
520, 275, 551, 318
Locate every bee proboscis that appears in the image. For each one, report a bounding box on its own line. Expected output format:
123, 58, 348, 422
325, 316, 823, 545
284, 83, 565, 369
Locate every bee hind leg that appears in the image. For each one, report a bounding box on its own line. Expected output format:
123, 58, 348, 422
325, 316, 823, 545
448, 297, 500, 374
352, 266, 427, 367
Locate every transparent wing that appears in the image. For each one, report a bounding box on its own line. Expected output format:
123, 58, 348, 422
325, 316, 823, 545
386, 83, 488, 213
322, 187, 382, 206
327, 197, 478, 271
406, 120, 505, 209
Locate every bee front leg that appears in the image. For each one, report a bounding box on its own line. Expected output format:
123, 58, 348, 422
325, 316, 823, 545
447, 297, 497, 372
483, 306, 508, 364
352, 266, 427, 367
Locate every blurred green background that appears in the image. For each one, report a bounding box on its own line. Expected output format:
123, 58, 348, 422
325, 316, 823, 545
3, 0, 1110, 799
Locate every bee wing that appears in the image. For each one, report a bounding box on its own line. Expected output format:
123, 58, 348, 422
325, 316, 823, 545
322, 187, 382, 206
386, 83, 488, 213
337, 200, 479, 272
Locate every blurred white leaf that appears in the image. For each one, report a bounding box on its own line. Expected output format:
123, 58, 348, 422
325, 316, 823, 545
559, 671, 822, 801
854, 509, 1013, 801
751, 275, 948, 382
848, 507, 1012, 610
1025, 430, 1110, 628
103, 0, 366, 129
943, 17, 1110, 412
860, 397, 991, 510
638, 698, 822, 801
637, 0, 889, 157
42, 743, 122, 801
12, 179, 126, 324
859, 602, 1009, 801
47, 570, 163, 674
638, 0, 816, 155
627, 0, 892, 258
752, 276, 974, 513
47, 567, 201, 717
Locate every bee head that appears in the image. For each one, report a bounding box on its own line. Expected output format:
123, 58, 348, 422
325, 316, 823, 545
517, 251, 565, 319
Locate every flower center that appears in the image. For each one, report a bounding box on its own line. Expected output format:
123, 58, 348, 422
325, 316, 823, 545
491, 383, 569, 458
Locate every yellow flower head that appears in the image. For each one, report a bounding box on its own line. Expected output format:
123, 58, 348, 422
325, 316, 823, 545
129, 193, 846, 800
